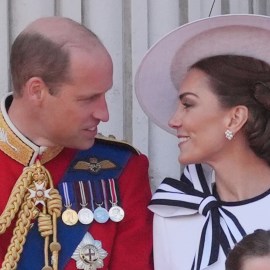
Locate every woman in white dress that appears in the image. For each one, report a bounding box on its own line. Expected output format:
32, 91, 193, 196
135, 14, 270, 270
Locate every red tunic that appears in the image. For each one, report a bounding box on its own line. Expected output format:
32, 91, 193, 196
0, 99, 153, 270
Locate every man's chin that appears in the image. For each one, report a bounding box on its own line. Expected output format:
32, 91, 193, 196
66, 138, 95, 150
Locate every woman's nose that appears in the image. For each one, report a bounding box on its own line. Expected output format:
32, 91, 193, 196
168, 106, 182, 129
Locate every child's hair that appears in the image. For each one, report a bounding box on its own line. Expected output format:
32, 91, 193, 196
225, 229, 270, 270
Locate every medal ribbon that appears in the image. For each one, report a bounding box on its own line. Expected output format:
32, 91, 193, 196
108, 178, 118, 205
60, 182, 75, 208
79, 181, 87, 206
87, 181, 95, 211
76, 181, 91, 208
101, 179, 109, 210
149, 164, 246, 270
92, 180, 105, 208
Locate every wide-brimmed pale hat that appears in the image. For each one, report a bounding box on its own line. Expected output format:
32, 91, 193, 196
135, 14, 270, 135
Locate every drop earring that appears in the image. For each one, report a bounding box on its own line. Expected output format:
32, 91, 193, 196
225, 129, 234, 140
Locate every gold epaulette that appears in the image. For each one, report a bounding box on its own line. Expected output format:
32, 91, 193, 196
95, 133, 140, 155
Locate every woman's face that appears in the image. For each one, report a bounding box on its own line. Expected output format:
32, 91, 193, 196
169, 68, 232, 165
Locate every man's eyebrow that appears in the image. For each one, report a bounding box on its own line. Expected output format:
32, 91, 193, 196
179, 92, 198, 100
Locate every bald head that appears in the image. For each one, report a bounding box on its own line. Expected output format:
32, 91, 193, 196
23, 17, 101, 50
10, 16, 109, 96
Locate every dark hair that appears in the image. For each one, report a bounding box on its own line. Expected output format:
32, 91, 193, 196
225, 229, 270, 270
191, 55, 270, 165
10, 32, 70, 96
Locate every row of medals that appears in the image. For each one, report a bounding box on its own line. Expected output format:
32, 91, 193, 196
62, 204, 125, 226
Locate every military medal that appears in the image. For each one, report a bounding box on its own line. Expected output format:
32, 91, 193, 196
62, 207, 79, 226
108, 178, 125, 222
109, 205, 125, 222
72, 232, 108, 270
78, 207, 94, 225
61, 182, 78, 226
77, 181, 94, 225
94, 205, 109, 223
91, 179, 110, 223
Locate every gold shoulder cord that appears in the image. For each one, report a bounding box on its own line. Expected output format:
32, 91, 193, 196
0, 160, 62, 270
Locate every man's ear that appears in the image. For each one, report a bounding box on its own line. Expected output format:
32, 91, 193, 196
226, 105, 248, 133
24, 77, 48, 102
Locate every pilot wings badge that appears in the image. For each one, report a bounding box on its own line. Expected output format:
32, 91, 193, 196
73, 157, 116, 174
72, 232, 108, 270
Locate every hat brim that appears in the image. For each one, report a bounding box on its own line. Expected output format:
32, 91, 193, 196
135, 14, 270, 135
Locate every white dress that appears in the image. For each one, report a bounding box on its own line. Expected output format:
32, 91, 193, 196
149, 164, 270, 270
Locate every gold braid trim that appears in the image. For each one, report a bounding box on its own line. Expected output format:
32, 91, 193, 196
0, 161, 62, 270
0, 167, 37, 234
47, 189, 62, 270
1, 198, 38, 270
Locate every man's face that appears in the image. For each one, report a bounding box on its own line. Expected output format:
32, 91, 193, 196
40, 47, 113, 150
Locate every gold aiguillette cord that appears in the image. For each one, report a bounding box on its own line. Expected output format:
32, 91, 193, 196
0, 160, 62, 270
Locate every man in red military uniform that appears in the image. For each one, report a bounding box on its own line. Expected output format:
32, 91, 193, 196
0, 17, 153, 270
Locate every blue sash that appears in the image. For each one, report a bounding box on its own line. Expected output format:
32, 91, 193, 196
17, 139, 133, 270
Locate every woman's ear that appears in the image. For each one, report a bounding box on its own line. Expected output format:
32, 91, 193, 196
226, 105, 248, 133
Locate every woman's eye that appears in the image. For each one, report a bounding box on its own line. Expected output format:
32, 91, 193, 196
182, 102, 192, 108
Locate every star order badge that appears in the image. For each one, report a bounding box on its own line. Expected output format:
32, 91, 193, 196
28, 182, 51, 206
72, 232, 108, 270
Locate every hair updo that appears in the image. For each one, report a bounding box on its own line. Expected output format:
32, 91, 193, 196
191, 55, 270, 165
